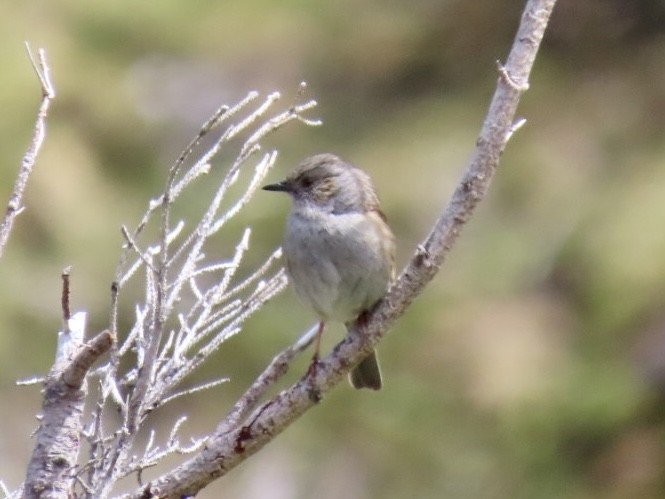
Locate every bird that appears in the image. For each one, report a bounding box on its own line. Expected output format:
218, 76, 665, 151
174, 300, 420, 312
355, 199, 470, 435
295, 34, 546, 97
263, 153, 395, 390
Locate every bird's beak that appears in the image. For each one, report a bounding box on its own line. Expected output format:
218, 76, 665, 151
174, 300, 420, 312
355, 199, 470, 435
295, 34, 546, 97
262, 180, 292, 193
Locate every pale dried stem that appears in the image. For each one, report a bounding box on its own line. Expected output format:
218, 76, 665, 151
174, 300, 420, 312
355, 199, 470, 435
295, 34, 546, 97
76, 88, 320, 496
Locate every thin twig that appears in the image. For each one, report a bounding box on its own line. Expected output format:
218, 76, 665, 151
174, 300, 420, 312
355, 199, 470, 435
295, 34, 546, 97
217, 324, 318, 436
62, 330, 114, 389
159, 377, 230, 408
0, 45, 55, 259
61, 266, 72, 325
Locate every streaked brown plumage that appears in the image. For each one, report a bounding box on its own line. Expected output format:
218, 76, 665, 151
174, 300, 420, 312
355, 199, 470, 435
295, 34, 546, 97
263, 153, 395, 390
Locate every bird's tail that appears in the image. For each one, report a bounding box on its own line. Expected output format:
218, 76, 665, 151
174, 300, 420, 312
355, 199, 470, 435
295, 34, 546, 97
349, 349, 382, 390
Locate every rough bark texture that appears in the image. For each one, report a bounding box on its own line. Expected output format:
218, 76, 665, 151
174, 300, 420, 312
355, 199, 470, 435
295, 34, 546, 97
24, 321, 113, 499
24, 382, 86, 498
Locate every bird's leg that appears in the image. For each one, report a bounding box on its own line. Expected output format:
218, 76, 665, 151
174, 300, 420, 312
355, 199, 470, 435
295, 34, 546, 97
307, 321, 325, 375
313, 321, 325, 360
306, 321, 325, 402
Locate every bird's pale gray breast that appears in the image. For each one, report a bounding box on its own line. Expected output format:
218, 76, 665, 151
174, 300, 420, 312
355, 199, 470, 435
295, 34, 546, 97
284, 206, 392, 323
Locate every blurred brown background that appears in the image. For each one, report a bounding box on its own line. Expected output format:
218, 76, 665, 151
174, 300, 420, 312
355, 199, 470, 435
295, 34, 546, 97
3, 0, 665, 497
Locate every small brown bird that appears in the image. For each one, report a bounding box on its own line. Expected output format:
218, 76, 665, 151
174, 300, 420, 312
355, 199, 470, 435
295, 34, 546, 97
263, 153, 395, 390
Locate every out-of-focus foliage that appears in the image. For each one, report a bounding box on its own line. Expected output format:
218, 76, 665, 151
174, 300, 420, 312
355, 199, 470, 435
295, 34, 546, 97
2, 0, 665, 497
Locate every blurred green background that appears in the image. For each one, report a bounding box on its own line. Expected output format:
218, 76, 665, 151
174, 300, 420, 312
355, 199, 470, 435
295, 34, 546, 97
3, 0, 665, 497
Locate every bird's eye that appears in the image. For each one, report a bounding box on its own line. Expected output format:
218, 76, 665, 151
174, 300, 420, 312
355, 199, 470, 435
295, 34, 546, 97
301, 177, 314, 188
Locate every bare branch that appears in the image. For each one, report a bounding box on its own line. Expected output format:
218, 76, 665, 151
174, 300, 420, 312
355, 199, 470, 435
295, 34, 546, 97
16, 375, 46, 387
120, 226, 157, 275
0, 45, 55, 259
62, 330, 114, 389
216, 324, 318, 436
24, 312, 89, 498
0, 480, 12, 498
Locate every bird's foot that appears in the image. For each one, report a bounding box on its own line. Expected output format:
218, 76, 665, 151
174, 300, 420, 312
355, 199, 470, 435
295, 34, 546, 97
356, 309, 371, 330
306, 354, 322, 403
